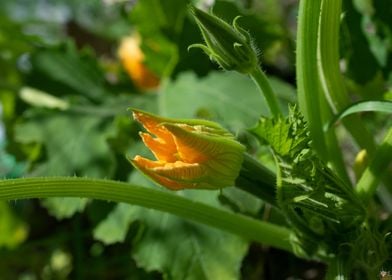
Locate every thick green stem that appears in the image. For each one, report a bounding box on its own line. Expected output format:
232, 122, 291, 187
318, 0, 376, 154
0, 177, 293, 252
235, 153, 277, 207
325, 252, 351, 280
296, 0, 327, 160
356, 128, 392, 203
250, 66, 282, 118
296, 0, 349, 182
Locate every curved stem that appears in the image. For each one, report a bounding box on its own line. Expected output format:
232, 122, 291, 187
296, 0, 327, 160
250, 66, 282, 118
296, 0, 349, 182
0, 176, 294, 253
318, 0, 375, 154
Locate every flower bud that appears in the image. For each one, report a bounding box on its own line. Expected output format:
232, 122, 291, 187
353, 149, 368, 179
189, 6, 258, 74
130, 109, 245, 190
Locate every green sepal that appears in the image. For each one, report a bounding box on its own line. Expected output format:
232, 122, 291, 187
189, 5, 258, 74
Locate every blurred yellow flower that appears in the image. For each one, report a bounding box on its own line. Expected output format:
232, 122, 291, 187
130, 110, 245, 190
118, 35, 160, 90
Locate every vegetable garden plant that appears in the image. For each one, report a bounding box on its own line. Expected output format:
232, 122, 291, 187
1, 0, 392, 279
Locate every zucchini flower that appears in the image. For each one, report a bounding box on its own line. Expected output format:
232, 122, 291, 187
118, 35, 160, 90
130, 110, 245, 190
189, 5, 258, 74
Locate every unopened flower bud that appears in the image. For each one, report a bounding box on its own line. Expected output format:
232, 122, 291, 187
189, 6, 258, 74
130, 109, 245, 190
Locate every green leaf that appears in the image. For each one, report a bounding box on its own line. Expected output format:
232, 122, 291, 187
41, 197, 89, 220
94, 172, 249, 280
12, 91, 157, 219
341, 0, 381, 85
327, 100, 392, 130
30, 43, 108, 102
160, 72, 265, 129
129, 0, 189, 77
93, 203, 140, 244
132, 208, 247, 280
14, 111, 116, 218
14, 112, 116, 177
159, 71, 294, 130
251, 107, 365, 257
251, 106, 308, 158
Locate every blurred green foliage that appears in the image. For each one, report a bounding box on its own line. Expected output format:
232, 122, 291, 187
0, 0, 391, 279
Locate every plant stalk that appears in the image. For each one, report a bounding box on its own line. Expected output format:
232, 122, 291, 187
325, 252, 351, 280
0, 176, 294, 252
250, 66, 282, 118
235, 153, 277, 207
318, 0, 376, 154
296, 0, 327, 160
296, 0, 349, 182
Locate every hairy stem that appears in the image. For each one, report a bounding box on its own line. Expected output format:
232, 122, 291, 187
318, 0, 375, 154
0, 176, 293, 252
296, 0, 349, 181
250, 66, 282, 118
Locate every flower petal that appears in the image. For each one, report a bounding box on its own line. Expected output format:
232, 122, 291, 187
131, 156, 199, 190
133, 110, 176, 147
139, 132, 177, 162
163, 123, 240, 163
130, 110, 245, 190
153, 161, 206, 182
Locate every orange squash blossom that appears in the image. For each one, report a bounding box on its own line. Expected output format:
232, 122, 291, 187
118, 36, 160, 90
130, 110, 245, 190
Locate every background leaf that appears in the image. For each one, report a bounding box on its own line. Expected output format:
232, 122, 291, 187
159, 71, 295, 131
328, 100, 392, 129
29, 43, 109, 102
13, 111, 116, 218
94, 172, 249, 280
0, 202, 28, 249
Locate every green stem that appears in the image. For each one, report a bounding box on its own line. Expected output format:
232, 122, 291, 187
0, 177, 293, 253
320, 87, 351, 184
296, 0, 327, 161
325, 252, 351, 280
356, 128, 392, 203
296, 0, 349, 182
318, 0, 349, 113
250, 66, 282, 118
318, 0, 376, 154
235, 153, 278, 207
